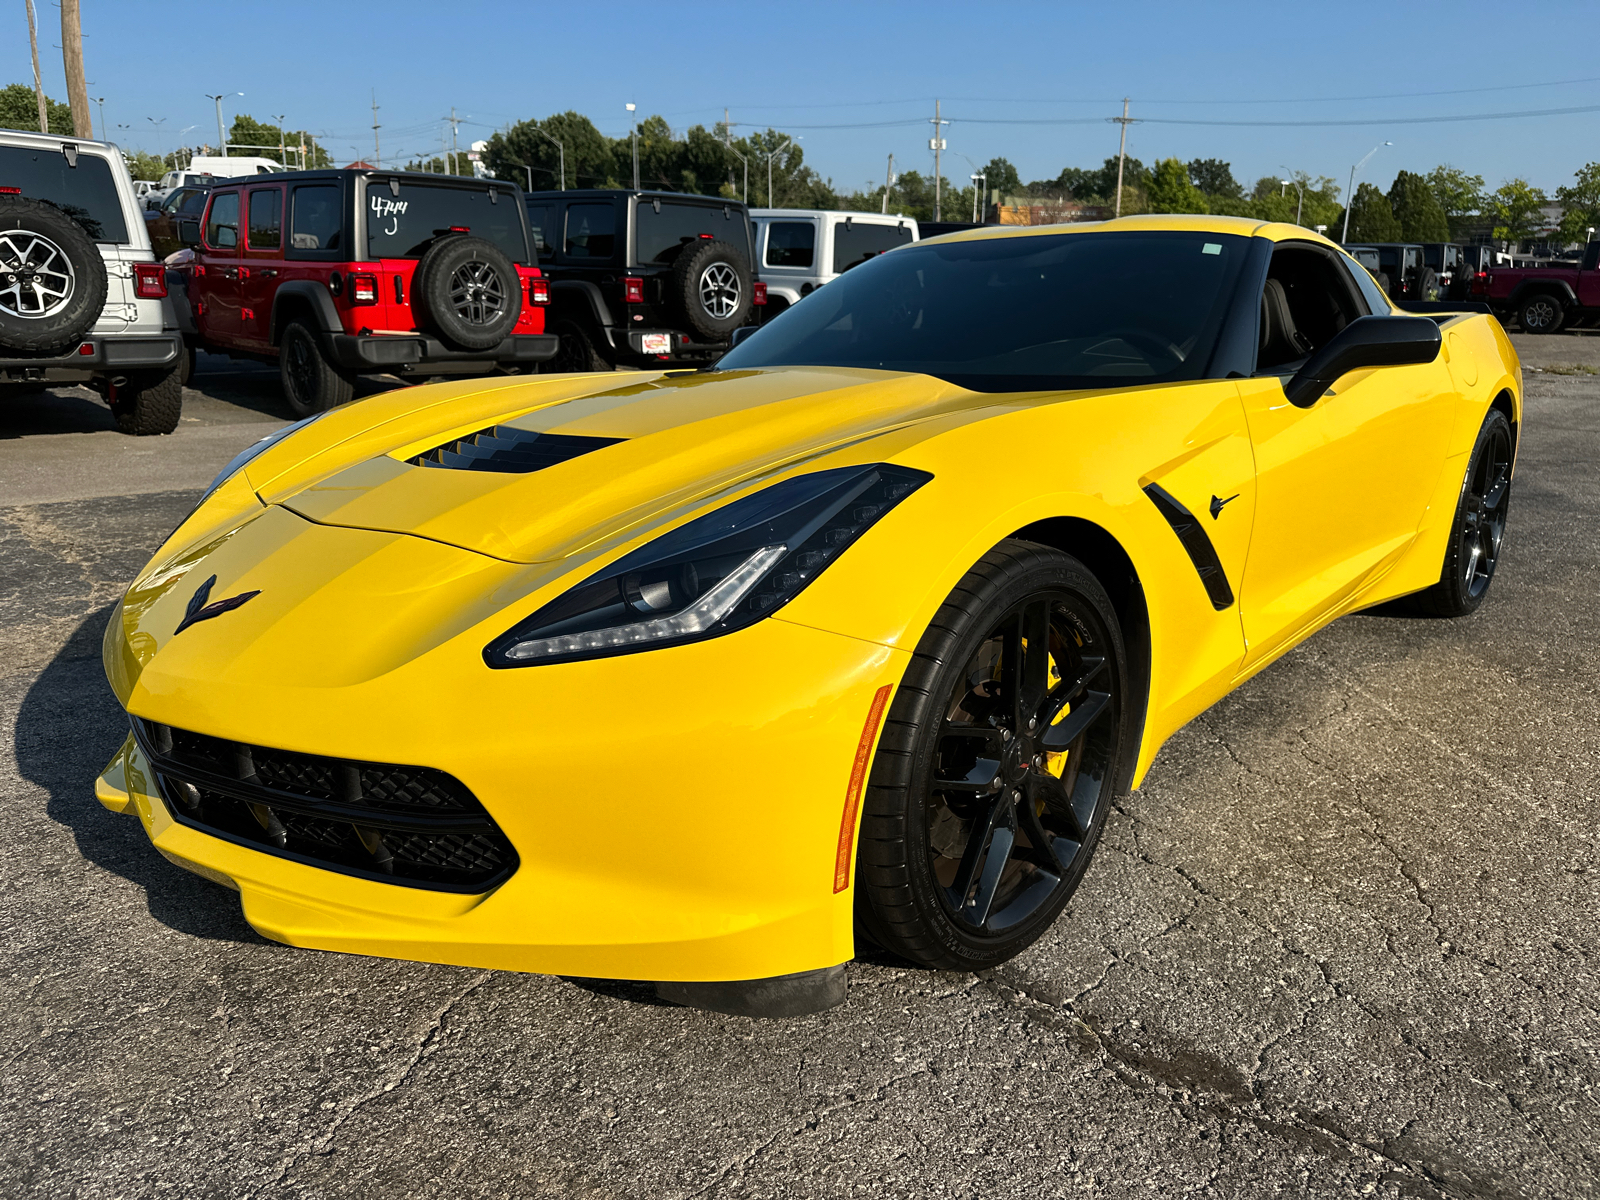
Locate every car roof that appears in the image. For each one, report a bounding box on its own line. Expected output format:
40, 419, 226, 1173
919, 213, 1348, 250
524, 188, 740, 206
748, 208, 915, 221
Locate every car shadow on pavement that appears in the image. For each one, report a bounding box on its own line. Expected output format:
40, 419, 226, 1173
14, 604, 269, 946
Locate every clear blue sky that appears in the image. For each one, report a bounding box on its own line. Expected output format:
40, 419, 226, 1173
7, 0, 1599, 197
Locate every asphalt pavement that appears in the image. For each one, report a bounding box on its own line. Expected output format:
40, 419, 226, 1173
1, 341, 1596, 1199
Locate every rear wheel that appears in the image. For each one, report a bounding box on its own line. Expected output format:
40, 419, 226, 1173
1519, 293, 1564, 334
855, 540, 1134, 971
0, 196, 108, 354
1408, 409, 1513, 617
547, 318, 612, 373
109, 365, 182, 435
1413, 266, 1439, 302
279, 321, 353, 418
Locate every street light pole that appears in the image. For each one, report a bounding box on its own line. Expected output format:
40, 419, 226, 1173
91, 96, 106, 138
626, 103, 638, 190
1280, 174, 1305, 226
764, 135, 793, 207
204, 92, 242, 155
970, 173, 986, 222
1341, 141, 1392, 244
528, 123, 566, 190
272, 113, 288, 166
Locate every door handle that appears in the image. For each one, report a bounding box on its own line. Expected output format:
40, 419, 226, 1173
257, 268, 278, 278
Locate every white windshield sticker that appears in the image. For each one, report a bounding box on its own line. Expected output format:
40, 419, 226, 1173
1202, 242, 1222, 255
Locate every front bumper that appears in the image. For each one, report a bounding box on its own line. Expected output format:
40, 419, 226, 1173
0, 332, 182, 381
324, 332, 559, 372
99, 516, 906, 981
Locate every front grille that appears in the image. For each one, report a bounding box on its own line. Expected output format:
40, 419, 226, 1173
132, 719, 517, 892
407, 425, 623, 473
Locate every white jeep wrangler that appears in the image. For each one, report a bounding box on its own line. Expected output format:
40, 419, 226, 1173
1, 128, 186, 434
749, 209, 920, 320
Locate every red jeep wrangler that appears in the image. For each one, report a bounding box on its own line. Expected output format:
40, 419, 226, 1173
173, 168, 556, 415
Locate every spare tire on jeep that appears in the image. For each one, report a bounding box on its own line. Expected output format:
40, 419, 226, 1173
410, 235, 523, 352
0, 195, 108, 354
668, 239, 751, 341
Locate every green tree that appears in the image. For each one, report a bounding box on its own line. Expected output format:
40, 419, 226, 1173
1388, 170, 1450, 242
1146, 157, 1208, 214
0, 82, 73, 134
483, 111, 614, 191
982, 156, 1023, 201
1188, 158, 1242, 200
1344, 181, 1401, 241
225, 114, 329, 167
125, 151, 165, 181
1487, 178, 1548, 248
1425, 165, 1484, 239
404, 155, 449, 174
1555, 162, 1600, 245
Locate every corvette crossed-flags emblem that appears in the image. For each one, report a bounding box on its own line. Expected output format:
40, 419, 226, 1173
173, 574, 261, 636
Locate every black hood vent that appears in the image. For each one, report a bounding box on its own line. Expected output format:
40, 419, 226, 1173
408, 425, 624, 474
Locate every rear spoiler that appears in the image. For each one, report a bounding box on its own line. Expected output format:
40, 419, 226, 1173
1393, 300, 1492, 316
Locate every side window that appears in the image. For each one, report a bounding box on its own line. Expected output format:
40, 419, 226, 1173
1337, 252, 1390, 315
205, 191, 240, 250
832, 220, 913, 274
289, 185, 341, 252
1257, 246, 1366, 372
765, 221, 815, 268
178, 189, 209, 215
525, 202, 557, 259
246, 188, 282, 250
564, 202, 615, 259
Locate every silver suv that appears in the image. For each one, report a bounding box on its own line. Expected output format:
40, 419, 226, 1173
1, 128, 186, 434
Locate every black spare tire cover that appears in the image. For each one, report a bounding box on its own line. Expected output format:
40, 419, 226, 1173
411, 235, 523, 352
668, 238, 751, 341
0, 195, 109, 354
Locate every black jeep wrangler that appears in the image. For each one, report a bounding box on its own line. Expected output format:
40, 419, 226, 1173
525, 189, 765, 372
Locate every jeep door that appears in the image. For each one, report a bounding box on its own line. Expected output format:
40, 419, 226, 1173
194, 188, 244, 344
238, 184, 284, 348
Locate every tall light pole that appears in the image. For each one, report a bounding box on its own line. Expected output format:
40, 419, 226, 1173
725, 142, 748, 204
272, 113, 288, 166
971, 173, 987, 222
204, 92, 242, 155
91, 96, 106, 138
529, 123, 566, 190
764, 135, 793, 207
1341, 141, 1392, 243
147, 115, 166, 159
626, 103, 638, 190
1280, 174, 1304, 226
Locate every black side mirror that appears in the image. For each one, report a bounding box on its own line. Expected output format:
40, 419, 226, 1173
1284, 315, 1441, 409
176, 218, 201, 247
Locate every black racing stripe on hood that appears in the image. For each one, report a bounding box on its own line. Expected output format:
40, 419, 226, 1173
407, 426, 625, 474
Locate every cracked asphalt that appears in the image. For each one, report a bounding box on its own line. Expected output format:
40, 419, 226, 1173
1, 339, 1596, 1198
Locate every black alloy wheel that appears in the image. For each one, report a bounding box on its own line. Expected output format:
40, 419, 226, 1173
856, 541, 1133, 971
279, 321, 354, 418
1519, 294, 1564, 334
1410, 408, 1513, 617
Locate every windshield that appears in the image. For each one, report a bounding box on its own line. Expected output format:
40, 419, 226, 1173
717, 229, 1249, 392
365, 181, 529, 262
0, 146, 128, 243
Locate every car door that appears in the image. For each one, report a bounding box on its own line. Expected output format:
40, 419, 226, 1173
193, 188, 243, 344
239, 184, 283, 347
1235, 242, 1456, 670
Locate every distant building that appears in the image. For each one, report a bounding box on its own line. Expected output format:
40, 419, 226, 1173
343, 160, 376, 170
988, 197, 1111, 226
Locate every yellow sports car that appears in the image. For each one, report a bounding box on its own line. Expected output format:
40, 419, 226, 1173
97, 215, 1519, 1017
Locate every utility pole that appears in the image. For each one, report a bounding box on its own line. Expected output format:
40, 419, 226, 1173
1112, 98, 1136, 217
929, 100, 949, 222
60, 0, 91, 137
448, 108, 464, 176
26, 0, 48, 133
882, 153, 895, 214
371, 92, 381, 169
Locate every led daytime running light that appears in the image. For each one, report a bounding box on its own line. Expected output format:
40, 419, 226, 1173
502, 545, 787, 661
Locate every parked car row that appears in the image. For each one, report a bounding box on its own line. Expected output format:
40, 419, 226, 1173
1343, 240, 1494, 303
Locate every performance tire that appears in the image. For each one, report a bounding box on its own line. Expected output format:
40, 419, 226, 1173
855, 539, 1136, 971
1407, 409, 1513, 617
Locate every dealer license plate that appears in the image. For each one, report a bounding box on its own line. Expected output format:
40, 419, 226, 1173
640, 333, 672, 354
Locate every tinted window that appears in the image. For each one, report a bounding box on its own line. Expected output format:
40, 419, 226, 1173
636, 199, 748, 265
764, 221, 815, 268
1351, 248, 1380, 272
205, 191, 240, 249
564, 202, 615, 259
833, 220, 913, 274
720, 230, 1248, 393
1344, 253, 1392, 314
1423, 245, 1441, 269
0, 146, 127, 242
247, 189, 281, 250
290, 185, 341, 251
525, 201, 557, 259
365, 182, 528, 262
177, 188, 210, 215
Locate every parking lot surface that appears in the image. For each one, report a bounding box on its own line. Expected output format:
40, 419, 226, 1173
2, 341, 1596, 1198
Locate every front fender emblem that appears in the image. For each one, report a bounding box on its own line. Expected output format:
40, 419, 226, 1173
174, 574, 261, 635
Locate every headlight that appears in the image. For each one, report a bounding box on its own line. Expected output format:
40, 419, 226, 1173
485, 463, 930, 667
197, 413, 326, 508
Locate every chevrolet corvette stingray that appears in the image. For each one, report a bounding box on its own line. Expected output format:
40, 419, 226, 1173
96, 216, 1520, 1017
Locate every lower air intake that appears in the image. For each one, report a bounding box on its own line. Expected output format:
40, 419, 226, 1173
133, 719, 517, 892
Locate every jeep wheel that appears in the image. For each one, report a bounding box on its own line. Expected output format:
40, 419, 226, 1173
1519, 294, 1564, 334
547, 318, 612, 373
280, 321, 354, 417
1413, 266, 1439, 302
0, 196, 109, 354
412, 236, 523, 352
109, 365, 183, 436
668, 239, 752, 341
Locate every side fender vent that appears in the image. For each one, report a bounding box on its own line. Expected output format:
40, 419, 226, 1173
408, 426, 623, 474
1142, 482, 1235, 611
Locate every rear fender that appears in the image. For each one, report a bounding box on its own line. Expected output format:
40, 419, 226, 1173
549, 280, 615, 329
1507, 279, 1575, 308
269, 280, 343, 345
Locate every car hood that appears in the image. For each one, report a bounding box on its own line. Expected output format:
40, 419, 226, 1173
244, 366, 992, 564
